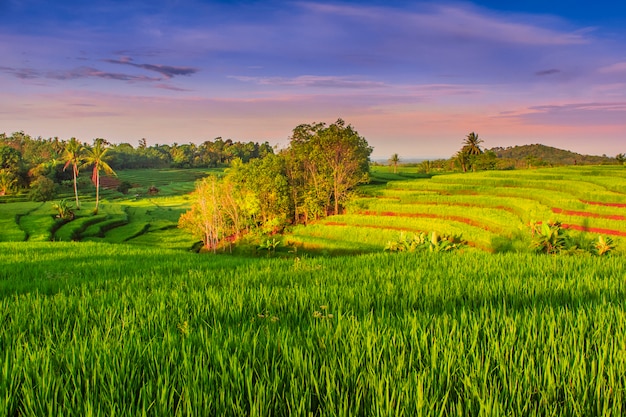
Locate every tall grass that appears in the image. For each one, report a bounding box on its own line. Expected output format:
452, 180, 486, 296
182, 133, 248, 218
2, 242, 626, 415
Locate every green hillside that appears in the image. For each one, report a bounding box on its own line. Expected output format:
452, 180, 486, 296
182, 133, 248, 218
489, 144, 614, 166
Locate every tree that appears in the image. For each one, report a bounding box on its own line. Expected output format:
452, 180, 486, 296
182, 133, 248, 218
321, 120, 372, 215
180, 155, 292, 252
617, 153, 625, 165
389, 153, 400, 174
0, 145, 22, 172
457, 132, 483, 172
227, 154, 291, 233
283, 122, 328, 223
82, 138, 116, 214
178, 175, 229, 252
29, 176, 56, 201
0, 169, 17, 196
287, 119, 372, 217
418, 160, 431, 174
62, 137, 83, 209
463, 132, 483, 156
472, 150, 498, 171
455, 150, 470, 173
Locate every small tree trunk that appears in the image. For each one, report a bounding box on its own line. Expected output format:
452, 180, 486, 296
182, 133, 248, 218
95, 169, 100, 213
73, 166, 80, 209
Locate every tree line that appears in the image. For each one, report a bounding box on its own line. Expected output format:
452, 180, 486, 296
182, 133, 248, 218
0, 131, 273, 200
389, 132, 624, 174
179, 119, 372, 251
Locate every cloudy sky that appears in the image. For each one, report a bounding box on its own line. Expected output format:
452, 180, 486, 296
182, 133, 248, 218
1, 0, 625, 159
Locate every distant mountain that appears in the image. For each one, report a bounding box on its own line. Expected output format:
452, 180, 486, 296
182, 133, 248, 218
487, 144, 614, 166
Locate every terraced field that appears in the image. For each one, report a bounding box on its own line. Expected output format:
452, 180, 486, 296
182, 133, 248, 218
0, 169, 206, 250
3, 165, 626, 254
288, 166, 626, 254
115, 168, 219, 196
3, 165, 626, 415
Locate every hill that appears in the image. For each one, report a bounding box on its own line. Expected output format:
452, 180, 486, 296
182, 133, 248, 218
488, 144, 614, 166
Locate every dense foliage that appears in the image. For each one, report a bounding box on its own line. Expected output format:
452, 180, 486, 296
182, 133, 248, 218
178, 156, 293, 252
490, 143, 615, 167
0, 132, 273, 198
180, 119, 373, 251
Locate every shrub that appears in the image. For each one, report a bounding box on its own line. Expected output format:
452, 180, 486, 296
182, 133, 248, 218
52, 199, 75, 220
385, 231, 466, 253
529, 221, 571, 254
593, 235, 615, 256
529, 220, 616, 256
117, 180, 133, 194
29, 176, 56, 201
258, 237, 281, 256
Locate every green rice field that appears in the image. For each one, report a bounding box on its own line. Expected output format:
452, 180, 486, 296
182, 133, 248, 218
3, 165, 626, 254
289, 165, 626, 254
0, 169, 205, 250
2, 165, 626, 415
2, 242, 626, 415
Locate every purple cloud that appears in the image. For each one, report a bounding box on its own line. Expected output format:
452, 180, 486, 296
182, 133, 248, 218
104, 57, 198, 79
0, 63, 193, 87
500, 102, 626, 126
154, 83, 192, 92
535, 69, 561, 76
0, 66, 40, 79
599, 62, 626, 74
229, 75, 387, 89
49, 66, 161, 82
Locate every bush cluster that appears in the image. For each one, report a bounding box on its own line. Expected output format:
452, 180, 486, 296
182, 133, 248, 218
384, 231, 466, 253
529, 221, 616, 256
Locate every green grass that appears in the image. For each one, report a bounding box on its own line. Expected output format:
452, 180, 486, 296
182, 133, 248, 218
1, 242, 626, 415
289, 165, 626, 254
0, 169, 203, 249
115, 168, 217, 197
17, 202, 58, 242
2, 166, 626, 415
0, 201, 40, 242
5, 165, 626, 254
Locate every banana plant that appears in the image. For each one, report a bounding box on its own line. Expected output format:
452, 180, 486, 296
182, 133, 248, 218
52, 199, 75, 221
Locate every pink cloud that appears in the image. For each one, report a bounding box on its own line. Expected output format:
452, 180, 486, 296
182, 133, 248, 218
599, 62, 626, 74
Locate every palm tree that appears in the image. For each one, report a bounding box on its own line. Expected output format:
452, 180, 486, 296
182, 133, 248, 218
82, 138, 116, 214
461, 132, 483, 172
463, 132, 483, 155
62, 137, 83, 209
389, 153, 400, 174
455, 150, 470, 173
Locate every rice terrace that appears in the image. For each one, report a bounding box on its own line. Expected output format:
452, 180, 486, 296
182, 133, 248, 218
2, 125, 626, 416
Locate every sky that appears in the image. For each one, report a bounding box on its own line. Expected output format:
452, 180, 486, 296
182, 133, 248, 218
1, 0, 625, 159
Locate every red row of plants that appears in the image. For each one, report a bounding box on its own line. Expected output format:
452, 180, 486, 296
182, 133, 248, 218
580, 199, 626, 208
552, 207, 626, 221
561, 224, 626, 237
